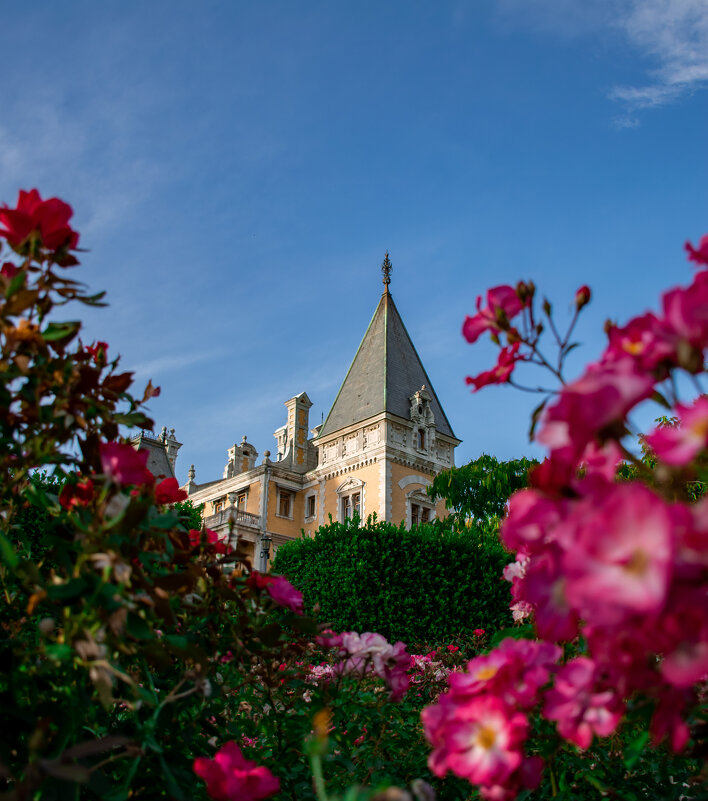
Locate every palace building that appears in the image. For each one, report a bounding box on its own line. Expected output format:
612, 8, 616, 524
181, 256, 460, 568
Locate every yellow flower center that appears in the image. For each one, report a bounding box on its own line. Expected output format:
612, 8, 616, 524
622, 339, 645, 355
689, 416, 708, 439
476, 665, 498, 681
476, 725, 497, 750
625, 549, 649, 576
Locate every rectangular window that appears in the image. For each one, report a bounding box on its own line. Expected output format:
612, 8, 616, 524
306, 495, 316, 518
418, 428, 426, 449
341, 491, 362, 520
278, 490, 293, 518
236, 491, 247, 509
214, 499, 224, 514
411, 504, 420, 526
421, 507, 430, 523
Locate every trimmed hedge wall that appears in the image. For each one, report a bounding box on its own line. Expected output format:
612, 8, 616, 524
271, 517, 513, 646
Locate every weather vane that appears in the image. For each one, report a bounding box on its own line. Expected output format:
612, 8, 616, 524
381, 252, 392, 289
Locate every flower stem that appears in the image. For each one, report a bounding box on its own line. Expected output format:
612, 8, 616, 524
310, 752, 328, 801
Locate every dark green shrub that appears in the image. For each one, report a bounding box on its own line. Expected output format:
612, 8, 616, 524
272, 516, 513, 645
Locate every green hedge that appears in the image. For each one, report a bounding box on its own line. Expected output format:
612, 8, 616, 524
272, 516, 513, 645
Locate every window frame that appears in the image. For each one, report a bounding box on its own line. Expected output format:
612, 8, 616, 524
305, 493, 316, 520
276, 488, 294, 519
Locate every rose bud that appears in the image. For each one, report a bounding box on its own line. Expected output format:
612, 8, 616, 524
575, 285, 591, 309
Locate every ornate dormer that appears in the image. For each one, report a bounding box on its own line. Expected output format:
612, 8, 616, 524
409, 386, 436, 454
223, 435, 258, 478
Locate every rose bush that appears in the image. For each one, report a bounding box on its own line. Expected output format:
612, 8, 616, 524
424, 234, 708, 799
0, 189, 479, 801
0, 189, 322, 801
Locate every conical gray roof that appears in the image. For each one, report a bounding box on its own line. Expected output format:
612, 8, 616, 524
319, 291, 456, 438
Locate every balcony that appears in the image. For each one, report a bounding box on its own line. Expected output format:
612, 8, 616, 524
203, 508, 261, 531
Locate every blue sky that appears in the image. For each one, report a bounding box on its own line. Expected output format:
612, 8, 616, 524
1, 1, 707, 481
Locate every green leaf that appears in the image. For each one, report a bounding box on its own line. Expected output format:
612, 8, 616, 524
650, 389, 672, 410
163, 634, 189, 650
45, 643, 73, 662
159, 757, 185, 801
5, 269, 25, 298
125, 613, 154, 640
78, 291, 107, 307
112, 412, 153, 427
0, 531, 18, 568
623, 730, 650, 769
47, 577, 88, 601
490, 625, 535, 648
529, 398, 548, 440
42, 320, 81, 343
258, 623, 282, 646
149, 511, 180, 530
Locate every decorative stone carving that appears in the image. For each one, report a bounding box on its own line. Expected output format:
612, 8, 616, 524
409, 386, 434, 426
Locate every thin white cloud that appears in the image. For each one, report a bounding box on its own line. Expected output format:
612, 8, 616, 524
131, 350, 220, 381
495, 0, 708, 118
611, 0, 708, 113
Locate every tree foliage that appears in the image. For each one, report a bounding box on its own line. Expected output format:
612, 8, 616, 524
428, 453, 537, 528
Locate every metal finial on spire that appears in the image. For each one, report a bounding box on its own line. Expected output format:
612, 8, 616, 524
381, 252, 392, 290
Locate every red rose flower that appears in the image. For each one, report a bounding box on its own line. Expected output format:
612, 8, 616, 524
0, 262, 20, 279
189, 528, 230, 554
0, 189, 79, 252
155, 477, 188, 504
59, 478, 94, 510
86, 341, 108, 363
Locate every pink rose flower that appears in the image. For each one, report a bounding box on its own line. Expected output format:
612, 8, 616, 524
462, 285, 526, 344
473, 629, 486, 637
536, 359, 654, 471
465, 343, 522, 392
318, 630, 411, 699
645, 398, 708, 466
563, 484, 674, 625
248, 572, 304, 615
578, 440, 623, 481
100, 441, 155, 486
685, 233, 708, 267
543, 658, 623, 749
650, 690, 691, 752
662, 270, 708, 351
424, 694, 529, 787
449, 638, 559, 710
521, 549, 579, 642
500, 490, 565, 554
193, 741, 279, 801
604, 313, 678, 372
